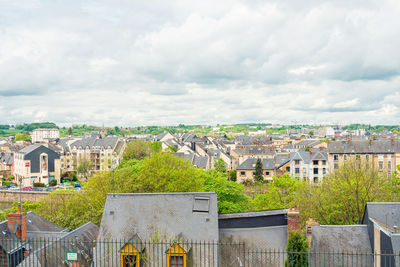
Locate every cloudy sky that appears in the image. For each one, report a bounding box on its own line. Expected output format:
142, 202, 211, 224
0, 0, 399, 126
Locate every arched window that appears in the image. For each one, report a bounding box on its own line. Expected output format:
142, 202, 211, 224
166, 243, 187, 267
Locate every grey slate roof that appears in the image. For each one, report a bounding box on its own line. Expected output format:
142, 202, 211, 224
20, 222, 99, 267
237, 155, 289, 170
363, 202, 400, 229
71, 136, 119, 149
310, 225, 373, 266
328, 140, 400, 154
26, 212, 64, 232
18, 144, 60, 156
0, 220, 24, 254
290, 149, 327, 164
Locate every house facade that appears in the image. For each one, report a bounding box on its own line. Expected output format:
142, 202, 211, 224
31, 128, 59, 143
13, 144, 61, 186
290, 149, 328, 184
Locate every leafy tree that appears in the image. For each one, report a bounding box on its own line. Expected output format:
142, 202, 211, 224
229, 170, 237, 182
15, 133, 31, 142
123, 140, 159, 160
252, 175, 301, 210
76, 156, 92, 181
0, 201, 42, 221
203, 170, 250, 213
296, 160, 394, 225
167, 145, 178, 152
254, 158, 264, 181
67, 127, 73, 136
214, 158, 227, 173
309, 131, 314, 136
285, 232, 308, 267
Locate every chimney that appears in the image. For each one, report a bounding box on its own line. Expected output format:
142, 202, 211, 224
287, 206, 300, 232
306, 217, 319, 249
7, 204, 27, 241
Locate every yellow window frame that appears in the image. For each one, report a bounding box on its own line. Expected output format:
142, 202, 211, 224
120, 243, 140, 267
166, 243, 187, 267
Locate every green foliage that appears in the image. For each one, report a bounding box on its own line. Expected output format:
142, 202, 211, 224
309, 130, 314, 136
77, 157, 92, 180
0, 125, 9, 130
214, 158, 227, 173
254, 158, 264, 181
67, 127, 73, 136
2, 181, 17, 186
229, 170, 237, 182
252, 175, 301, 210
123, 140, 160, 160
203, 170, 250, 213
33, 182, 45, 187
296, 160, 395, 225
49, 179, 57, 186
15, 122, 58, 131
15, 133, 31, 142
0, 201, 43, 221
285, 232, 308, 267
167, 145, 178, 152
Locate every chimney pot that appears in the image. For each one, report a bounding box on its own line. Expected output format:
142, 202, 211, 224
287, 206, 300, 232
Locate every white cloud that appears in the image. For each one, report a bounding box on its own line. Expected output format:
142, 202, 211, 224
0, 0, 399, 126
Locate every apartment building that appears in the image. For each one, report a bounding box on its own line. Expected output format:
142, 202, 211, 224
327, 140, 400, 174
13, 144, 61, 186
31, 128, 60, 143
70, 135, 125, 173
290, 149, 328, 184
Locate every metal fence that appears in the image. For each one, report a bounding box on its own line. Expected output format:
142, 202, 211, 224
1, 238, 399, 266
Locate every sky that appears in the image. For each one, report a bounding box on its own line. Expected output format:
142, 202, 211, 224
0, 0, 399, 126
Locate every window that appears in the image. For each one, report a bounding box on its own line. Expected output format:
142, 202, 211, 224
120, 244, 140, 267
313, 160, 318, 166
356, 155, 361, 161
379, 163, 383, 170
123, 255, 138, 267
388, 163, 392, 170
166, 244, 187, 267
343, 155, 347, 161
334, 163, 338, 170
240, 171, 245, 176
286, 167, 290, 172
334, 155, 339, 161
313, 168, 318, 175
294, 160, 300, 165
265, 171, 270, 176
313, 177, 318, 183
295, 168, 300, 174
323, 168, 326, 174
322, 160, 326, 165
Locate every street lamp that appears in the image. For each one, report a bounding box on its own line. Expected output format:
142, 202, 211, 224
111, 153, 117, 195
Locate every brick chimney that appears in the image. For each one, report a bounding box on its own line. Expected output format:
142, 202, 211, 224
287, 206, 300, 232
306, 217, 319, 249
7, 205, 27, 241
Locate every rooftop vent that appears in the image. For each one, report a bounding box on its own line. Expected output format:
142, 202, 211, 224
193, 197, 210, 213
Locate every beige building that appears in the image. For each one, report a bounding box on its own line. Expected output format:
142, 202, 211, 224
327, 140, 400, 174
236, 156, 290, 183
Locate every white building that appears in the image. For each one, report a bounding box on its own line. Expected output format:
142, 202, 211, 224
31, 128, 60, 143
290, 149, 328, 184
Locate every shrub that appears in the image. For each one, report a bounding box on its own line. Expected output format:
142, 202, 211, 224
33, 182, 45, 188
285, 231, 308, 267
49, 179, 57, 186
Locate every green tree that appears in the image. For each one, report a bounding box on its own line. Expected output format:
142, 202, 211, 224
123, 140, 160, 160
76, 156, 92, 181
67, 127, 73, 136
254, 158, 264, 181
229, 170, 237, 182
203, 170, 250, 213
15, 133, 31, 142
214, 158, 227, 173
0, 201, 42, 221
285, 232, 308, 267
253, 175, 301, 210
296, 160, 394, 225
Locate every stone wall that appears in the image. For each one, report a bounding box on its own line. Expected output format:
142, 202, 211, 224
0, 190, 49, 203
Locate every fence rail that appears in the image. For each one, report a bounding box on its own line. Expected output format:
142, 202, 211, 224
0, 238, 399, 266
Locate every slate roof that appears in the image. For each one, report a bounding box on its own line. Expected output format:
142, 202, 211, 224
237, 158, 275, 170
233, 146, 275, 156
328, 140, 400, 154
71, 136, 119, 149
0, 220, 24, 254
26, 212, 64, 233
363, 202, 400, 229
20, 222, 99, 267
17, 144, 60, 155
290, 149, 327, 164
310, 225, 373, 266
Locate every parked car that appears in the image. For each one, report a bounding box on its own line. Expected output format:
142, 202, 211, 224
0, 186, 8, 190
33, 187, 45, 192
74, 183, 81, 188
9, 186, 20, 191
23, 186, 33, 191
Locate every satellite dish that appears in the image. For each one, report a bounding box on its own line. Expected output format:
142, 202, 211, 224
12, 221, 18, 234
